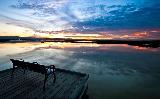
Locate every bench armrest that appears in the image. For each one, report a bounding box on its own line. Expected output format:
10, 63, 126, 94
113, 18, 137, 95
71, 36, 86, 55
33, 62, 39, 64
45, 65, 55, 70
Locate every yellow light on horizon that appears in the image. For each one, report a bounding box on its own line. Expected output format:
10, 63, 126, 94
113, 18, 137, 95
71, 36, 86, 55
0, 23, 34, 37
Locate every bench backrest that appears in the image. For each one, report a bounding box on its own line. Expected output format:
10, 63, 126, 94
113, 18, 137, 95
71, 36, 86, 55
10, 59, 26, 69
24, 62, 47, 74
10, 59, 47, 74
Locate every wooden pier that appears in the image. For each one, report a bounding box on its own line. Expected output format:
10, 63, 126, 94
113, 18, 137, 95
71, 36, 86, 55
0, 68, 89, 99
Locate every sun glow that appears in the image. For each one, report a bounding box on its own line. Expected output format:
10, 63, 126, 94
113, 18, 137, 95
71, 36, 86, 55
0, 22, 159, 40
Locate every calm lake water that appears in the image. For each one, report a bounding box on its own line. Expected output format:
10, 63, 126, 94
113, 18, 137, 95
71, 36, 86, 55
0, 42, 160, 99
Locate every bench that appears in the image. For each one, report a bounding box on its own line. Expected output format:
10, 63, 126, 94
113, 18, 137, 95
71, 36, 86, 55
10, 59, 56, 91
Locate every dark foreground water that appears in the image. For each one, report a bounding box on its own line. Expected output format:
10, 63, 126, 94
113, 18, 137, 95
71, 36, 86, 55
0, 42, 160, 99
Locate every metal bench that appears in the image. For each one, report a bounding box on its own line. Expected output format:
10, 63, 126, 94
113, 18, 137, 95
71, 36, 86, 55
10, 59, 56, 91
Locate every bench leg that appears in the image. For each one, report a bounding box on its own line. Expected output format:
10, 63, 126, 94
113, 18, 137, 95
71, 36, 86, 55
43, 74, 48, 91
11, 66, 15, 77
53, 73, 56, 83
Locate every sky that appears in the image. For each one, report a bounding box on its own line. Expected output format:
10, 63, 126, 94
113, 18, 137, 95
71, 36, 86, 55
0, 0, 160, 39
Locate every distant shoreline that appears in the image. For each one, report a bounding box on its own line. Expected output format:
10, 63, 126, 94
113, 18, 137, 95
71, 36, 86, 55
0, 40, 160, 48
0, 36, 160, 48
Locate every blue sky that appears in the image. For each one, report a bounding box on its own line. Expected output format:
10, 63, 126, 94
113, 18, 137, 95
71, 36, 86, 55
0, 0, 160, 39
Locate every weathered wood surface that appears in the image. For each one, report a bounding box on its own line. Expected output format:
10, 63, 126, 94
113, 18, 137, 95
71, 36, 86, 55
0, 68, 89, 99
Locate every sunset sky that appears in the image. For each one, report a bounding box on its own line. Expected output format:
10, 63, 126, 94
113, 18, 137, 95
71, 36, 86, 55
0, 0, 160, 39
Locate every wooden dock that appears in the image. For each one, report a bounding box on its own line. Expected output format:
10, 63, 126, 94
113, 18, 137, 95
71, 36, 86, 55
0, 68, 89, 99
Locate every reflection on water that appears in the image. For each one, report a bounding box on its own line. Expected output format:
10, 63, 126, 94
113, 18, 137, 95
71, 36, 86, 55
0, 42, 160, 99
0, 42, 159, 55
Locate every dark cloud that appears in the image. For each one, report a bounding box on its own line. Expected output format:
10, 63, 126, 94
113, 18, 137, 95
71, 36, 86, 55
73, 3, 160, 32
11, 3, 36, 9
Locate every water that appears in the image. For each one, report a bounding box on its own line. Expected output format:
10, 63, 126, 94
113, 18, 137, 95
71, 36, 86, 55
0, 42, 160, 99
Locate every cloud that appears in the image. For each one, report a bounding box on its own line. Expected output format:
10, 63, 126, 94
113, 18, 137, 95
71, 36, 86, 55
73, 3, 160, 32
0, 14, 34, 29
